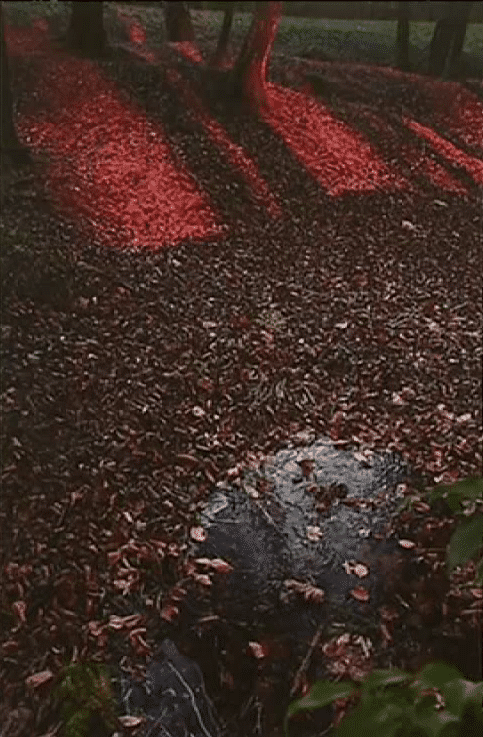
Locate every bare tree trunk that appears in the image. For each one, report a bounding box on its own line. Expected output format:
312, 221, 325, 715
229, 1, 283, 115
67, 1, 107, 58
428, 1, 473, 77
396, 1, 410, 71
211, 3, 234, 68
0, 4, 31, 167
447, 1, 473, 77
164, 1, 195, 42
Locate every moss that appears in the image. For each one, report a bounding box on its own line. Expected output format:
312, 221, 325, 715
51, 661, 119, 737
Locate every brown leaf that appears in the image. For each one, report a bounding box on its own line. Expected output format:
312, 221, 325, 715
343, 561, 369, 578
160, 604, 179, 622
283, 578, 325, 604
194, 557, 233, 574
190, 526, 207, 542
350, 587, 370, 603
298, 458, 315, 479
129, 629, 151, 656
25, 669, 54, 689
247, 641, 269, 659
398, 539, 416, 549
118, 715, 146, 729
175, 453, 200, 469
192, 573, 212, 587
12, 600, 27, 624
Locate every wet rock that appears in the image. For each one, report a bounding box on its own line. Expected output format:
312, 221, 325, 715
186, 437, 414, 640
117, 438, 418, 736
119, 638, 222, 737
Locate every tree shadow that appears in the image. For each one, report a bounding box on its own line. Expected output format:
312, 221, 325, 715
201, 63, 483, 206
98, 49, 324, 240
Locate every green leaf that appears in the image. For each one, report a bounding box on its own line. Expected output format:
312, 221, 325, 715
446, 514, 483, 573
412, 662, 464, 691
335, 696, 404, 737
410, 706, 460, 737
66, 706, 90, 737
373, 701, 406, 724
442, 679, 483, 719
284, 679, 357, 734
361, 668, 412, 694
426, 478, 483, 514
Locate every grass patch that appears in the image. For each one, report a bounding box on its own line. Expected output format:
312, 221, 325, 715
3, 2, 482, 75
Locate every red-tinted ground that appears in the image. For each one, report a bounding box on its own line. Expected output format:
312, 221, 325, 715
5, 18, 483, 251
1, 9, 482, 737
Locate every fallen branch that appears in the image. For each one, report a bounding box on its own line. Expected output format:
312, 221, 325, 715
290, 622, 325, 698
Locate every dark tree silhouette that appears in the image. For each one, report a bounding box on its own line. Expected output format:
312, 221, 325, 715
211, 2, 234, 69
229, 1, 283, 115
396, 1, 410, 71
0, 3, 31, 167
163, 1, 195, 43
428, 1, 473, 78
67, 1, 107, 58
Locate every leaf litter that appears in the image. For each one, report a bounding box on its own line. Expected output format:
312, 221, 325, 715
0, 6, 482, 737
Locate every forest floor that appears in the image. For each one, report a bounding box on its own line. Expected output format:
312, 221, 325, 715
1, 4, 482, 737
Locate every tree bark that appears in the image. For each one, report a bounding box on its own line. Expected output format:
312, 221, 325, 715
396, 1, 410, 71
211, 3, 234, 68
67, 1, 107, 58
229, 1, 283, 115
0, 4, 31, 166
164, 2, 195, 43
428, 2, 473, 78
447, 1, 473, 77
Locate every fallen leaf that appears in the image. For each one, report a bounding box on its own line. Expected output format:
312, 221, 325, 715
306, 525, 323, 541
350, 587, 370, 602
343, 561, 369, 578
190, 526, 207, 542
118, 715, 146, 728
25, 670, 54, 689
193, 573, 212, 587
194, 557, 233, 573
160, 604, 179, 622
12, 601, 27, 624
247, 641, 269, 659
283, 579, 325, 604
398, 539, 416, 549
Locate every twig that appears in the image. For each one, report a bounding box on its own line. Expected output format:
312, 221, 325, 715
290, 622, 325, 698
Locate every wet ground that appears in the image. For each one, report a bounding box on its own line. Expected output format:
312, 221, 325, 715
115, 437, 426, 736
187, 436, 414, 635
1, 8, 481, 737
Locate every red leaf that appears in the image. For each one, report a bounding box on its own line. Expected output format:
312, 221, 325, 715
350, 587, 370, 603
25, 670, 54, 689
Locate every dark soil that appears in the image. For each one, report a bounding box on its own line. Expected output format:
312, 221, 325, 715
1, 8, 482, 737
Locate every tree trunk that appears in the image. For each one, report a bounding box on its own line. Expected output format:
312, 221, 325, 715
211, 3, 234, 68
447, 1, 473, 77
428, 2, 473, 77
396, 1, 410, 71
0, 4, 31, 166
229, 1, 283, 115
67, 1, 107, 58
164, 2, 195, 43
